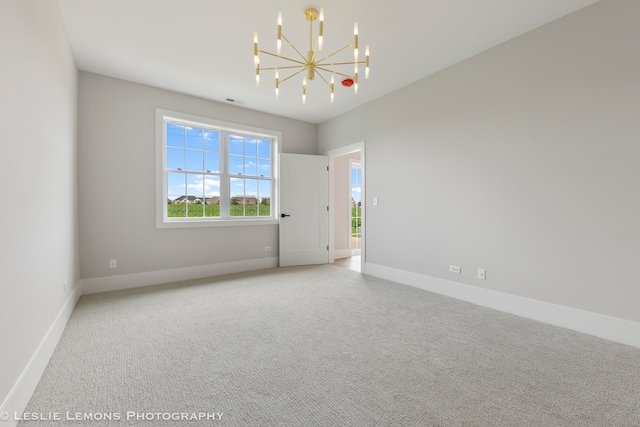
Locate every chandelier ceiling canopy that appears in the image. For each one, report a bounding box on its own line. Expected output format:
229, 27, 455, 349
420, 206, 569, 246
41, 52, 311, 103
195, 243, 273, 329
253, 8, 370, 104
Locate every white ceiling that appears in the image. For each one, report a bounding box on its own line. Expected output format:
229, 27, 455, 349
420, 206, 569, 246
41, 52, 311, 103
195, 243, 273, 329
56, 0, 599, 124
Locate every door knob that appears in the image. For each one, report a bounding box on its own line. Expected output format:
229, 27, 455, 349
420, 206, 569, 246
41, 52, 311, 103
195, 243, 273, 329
281, 213, 291, 218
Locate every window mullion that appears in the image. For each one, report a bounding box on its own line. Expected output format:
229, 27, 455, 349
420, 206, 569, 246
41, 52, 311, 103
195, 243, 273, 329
219, 130, 231, 218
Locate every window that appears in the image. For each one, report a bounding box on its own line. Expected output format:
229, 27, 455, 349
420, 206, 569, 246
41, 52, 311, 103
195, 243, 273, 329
156, 109, 279, 228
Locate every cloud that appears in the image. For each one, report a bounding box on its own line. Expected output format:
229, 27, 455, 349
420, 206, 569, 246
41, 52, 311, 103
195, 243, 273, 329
184, 176, 221, 197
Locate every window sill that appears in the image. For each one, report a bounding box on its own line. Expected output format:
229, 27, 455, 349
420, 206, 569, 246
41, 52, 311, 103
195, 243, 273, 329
156, 217, 279, 229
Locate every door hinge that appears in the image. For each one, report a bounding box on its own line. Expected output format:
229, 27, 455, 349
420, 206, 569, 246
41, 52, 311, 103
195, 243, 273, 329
327, 245, 329, 250
327, 166, 329, 171
327, 205, 329, 211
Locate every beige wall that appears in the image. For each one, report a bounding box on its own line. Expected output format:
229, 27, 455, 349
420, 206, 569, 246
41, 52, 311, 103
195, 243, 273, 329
0, 0, 79, 415
78, 72, 317, 281
319, 0, 640, 323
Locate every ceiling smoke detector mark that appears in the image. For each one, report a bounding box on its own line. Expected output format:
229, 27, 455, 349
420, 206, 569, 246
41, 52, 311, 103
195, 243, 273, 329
341, 78, 354, 87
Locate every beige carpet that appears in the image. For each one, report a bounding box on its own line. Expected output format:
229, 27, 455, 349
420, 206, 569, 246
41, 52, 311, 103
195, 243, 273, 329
19, 265, 640, 426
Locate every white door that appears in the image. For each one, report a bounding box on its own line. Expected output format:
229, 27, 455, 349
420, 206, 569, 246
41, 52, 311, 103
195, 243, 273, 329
279, 153, 329, 267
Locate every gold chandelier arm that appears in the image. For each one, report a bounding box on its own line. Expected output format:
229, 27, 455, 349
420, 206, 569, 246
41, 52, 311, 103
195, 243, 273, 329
281, 34, 307, 63
317, 61, 366, 67
315, 43, 354, 65
259, 50, 307, 66
315, 70, 333, 89
309, 17, 313, 52
279, 67, 307, 84
315, 66, 353, 79
260, 65, 305, 71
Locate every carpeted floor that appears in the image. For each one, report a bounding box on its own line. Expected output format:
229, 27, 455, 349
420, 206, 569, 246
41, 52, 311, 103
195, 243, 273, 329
18, 265, 640, 426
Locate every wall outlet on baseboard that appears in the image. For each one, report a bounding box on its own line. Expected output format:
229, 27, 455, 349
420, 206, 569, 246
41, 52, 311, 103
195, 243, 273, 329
449, 265, 461, 274
478, 268, 486, 280
109, 259, 117, 269
264, 246, 272, 252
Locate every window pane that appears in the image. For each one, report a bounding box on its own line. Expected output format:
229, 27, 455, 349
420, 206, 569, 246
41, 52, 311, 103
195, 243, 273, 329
167, 172, 186, 218
167, 172, 186, 198
244, 158, 257, 176
167, 147, 184, 170
258, 158, 271, 176
243, 179, 257, 216
168, 201, 186, 218
204, 152, 219, 173
204, 130, 219, 152
258, 180, 271, 216
244, 138, 258, 158
230, 177, 244, 216
186, 174, 205, 217
352, 167, 361, 186
229, 155, 243, 175
203, 175, 220, 199
229, 135, 243, 155
204, 201, 220, 217
186, 127, 203, 150
204, 176, 220, 217
167, 123, 185, 147
187, 174, 204, 198
258, 139, 270, 159
186, 150, 203, 171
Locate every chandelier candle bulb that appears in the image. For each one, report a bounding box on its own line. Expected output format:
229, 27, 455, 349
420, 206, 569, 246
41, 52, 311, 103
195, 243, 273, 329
318, 9, 324, 50
354, 71, 358, 94
331, 75, 335, 103
354, 24, 358, 51
253, 33, 259, 66
275, 69, 279, 98
365, 46, 370, 78
277, 13, 282, 54
302, 77, 307, 104
256, 66, 260, 86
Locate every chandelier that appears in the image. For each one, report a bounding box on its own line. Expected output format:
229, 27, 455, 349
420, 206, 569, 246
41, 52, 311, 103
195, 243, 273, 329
253, 8, 369, 104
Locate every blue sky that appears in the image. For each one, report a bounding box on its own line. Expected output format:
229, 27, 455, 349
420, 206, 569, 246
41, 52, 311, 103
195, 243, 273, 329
166, 123, 271, 201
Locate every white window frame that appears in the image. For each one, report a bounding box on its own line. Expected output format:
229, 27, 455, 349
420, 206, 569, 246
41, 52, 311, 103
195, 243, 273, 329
156, 109, 280, 228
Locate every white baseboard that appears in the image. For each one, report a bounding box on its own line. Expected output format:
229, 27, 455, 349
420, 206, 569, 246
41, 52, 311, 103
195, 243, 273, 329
81, 257, 279, 295
365, 262, 640, 349
0, 285, 82, 427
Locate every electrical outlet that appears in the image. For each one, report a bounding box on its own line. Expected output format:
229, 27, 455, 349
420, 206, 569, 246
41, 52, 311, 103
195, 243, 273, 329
109, 259, 117, 269
449, 265, 461, 274
478, 269, 486, 280
264, 246, 272, 252
63, 281, 67, 292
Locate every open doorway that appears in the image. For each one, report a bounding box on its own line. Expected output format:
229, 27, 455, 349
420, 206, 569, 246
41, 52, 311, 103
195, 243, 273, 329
350, 160, 362, 257
326, 142, 364, 273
